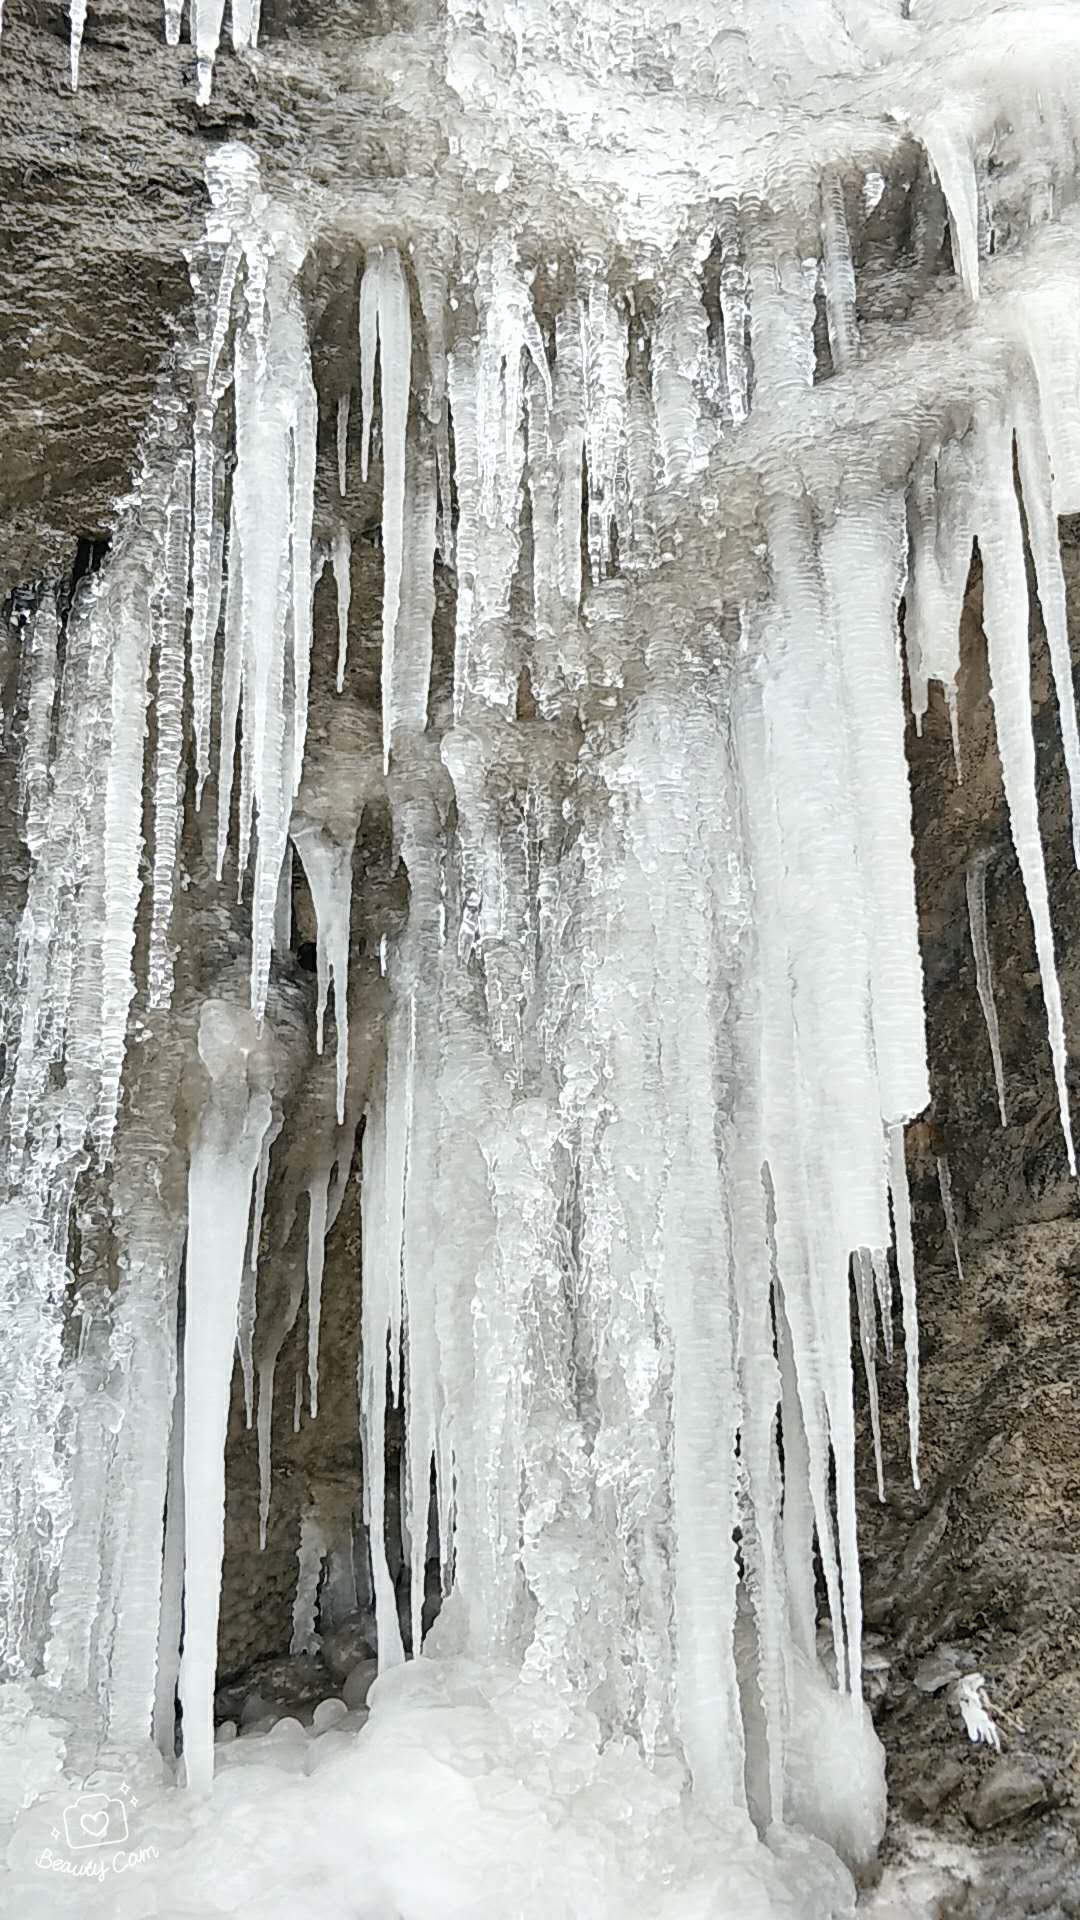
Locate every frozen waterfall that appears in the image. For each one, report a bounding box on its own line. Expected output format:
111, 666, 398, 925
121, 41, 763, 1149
3, 0, 1080, 1916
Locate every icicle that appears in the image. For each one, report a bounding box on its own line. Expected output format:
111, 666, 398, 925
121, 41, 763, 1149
822, 493, 929, 1128
416, 246, 453, 557
357, 244, 413, 761
100, 1046, 186, 1752
21, 595, 59, 853
306, 1168, 331, 1418
187, 405, 221, 810
193, 0, 227, 103
820, 175, 859, 372
887, 1124, 920, 1489
936, 1154, 965, 1285
231, 0, 257, 51
582, 275, 629, 579
966, 850, 1008, 1126
554, 303, 585, 609
976, 411, 1075, 1173
748, 238, 816, 413
147, 454, 192, 1013
872, 1248, 894, 1365
69, 0, 85, 87
291, 1503, 326, 1654
379, 250, 412, 768
1012, 285, 1080, 514
923, 114, 980, 301
332, 523, 352, 693
96, 570, 153, 1158
453, 237, 548, 720
652, 266, 710, 483
448, 339, 479, 716
359, 255, 379, 482
853, 1252, 885, 1502
360, 1066, 406, 1671
153, 1374, 185, 1756
179, 1005, 272, 1793
1014, 387, 1080, 869
388, 432, 437, 739
163, 0, 184, 46
186, 213, 233, 814
238, 1113, 281, 1426
274, 841, 293, 955
736, 656, 853, 1701
216, 501, 243, 882
904, 438, 974, 760
292, 818, 357, 1127
289, 337, 317, 801
337, 391, 350, 496
718, 215, 750, 426
217, 144, 317, 1017
257, 1354, 276, 1549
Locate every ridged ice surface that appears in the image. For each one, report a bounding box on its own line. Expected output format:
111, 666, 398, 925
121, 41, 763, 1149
4, 2, 1080, 1917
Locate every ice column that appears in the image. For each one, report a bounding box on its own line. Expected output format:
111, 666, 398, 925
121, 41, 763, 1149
179, 1003, 272, 1793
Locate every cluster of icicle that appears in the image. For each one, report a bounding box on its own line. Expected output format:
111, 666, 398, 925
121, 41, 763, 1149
0, 0, 261, 96
1, 398, 192, 1745
6, 12, 1080, 1878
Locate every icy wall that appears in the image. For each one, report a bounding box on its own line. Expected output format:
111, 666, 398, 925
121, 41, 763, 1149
4, 1, 1080, 1916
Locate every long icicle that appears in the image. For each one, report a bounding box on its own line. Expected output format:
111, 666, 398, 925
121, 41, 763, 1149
966, 850, 1008, 1126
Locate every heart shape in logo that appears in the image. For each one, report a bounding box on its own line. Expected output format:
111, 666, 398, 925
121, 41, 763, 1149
80, 1810, 109, 1838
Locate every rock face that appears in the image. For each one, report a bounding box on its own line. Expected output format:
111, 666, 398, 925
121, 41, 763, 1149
853, 539, 1080, 1900
4, 2, 1080, 1901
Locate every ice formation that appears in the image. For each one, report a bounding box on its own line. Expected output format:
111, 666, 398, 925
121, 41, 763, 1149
966, 849, 1009, 1126
4, 1, 1080, 1917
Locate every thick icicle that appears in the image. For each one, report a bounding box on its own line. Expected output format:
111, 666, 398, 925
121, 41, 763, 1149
822, 492, 929, 1128
904, 438, 975, 757
922, 113, 981, 302
68, 0, 85, 87
178, 1005, 272, 1793
976, 412, 1075, 1173
966, 849, 1008, 1126
231, 0, 257, 51
357, 246, 412, 765
212, 144, 317, 1017
388, 433, 437, 739
193, 0, 227, 103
